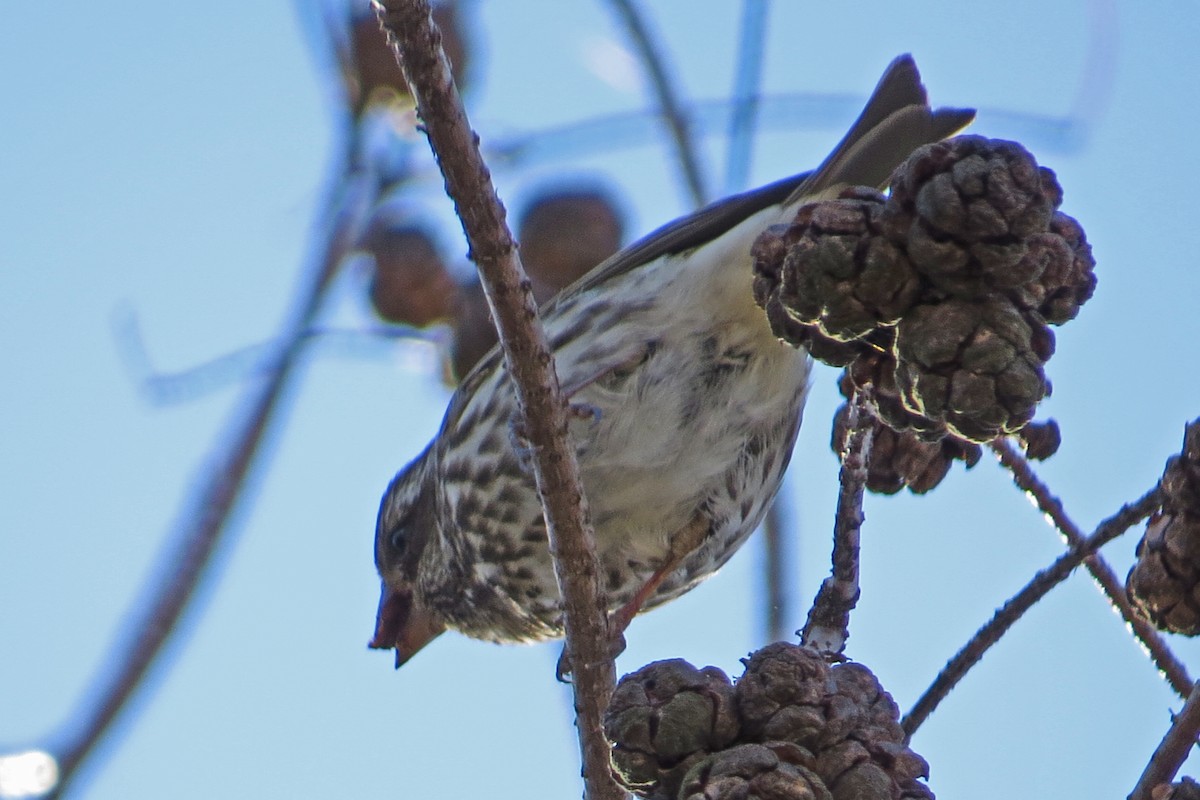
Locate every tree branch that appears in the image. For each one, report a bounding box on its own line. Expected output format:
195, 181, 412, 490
1130, 682, 1200, 800
605, 0, 708, 207
370, 4, 621, 799
42, 133, 376, 800
902, 482, 1163, 739
802, 390, 873, 653
991, 438, 1190, 697
724, 0, 768, 193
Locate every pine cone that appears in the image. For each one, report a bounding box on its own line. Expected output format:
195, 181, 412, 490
605, 659, 741, 800
752, 188, 921, 344
735, 643, 933, 800
882, 136, 1058, 299
1128, 419, 1200, 635
1154, 777, 1200, 800
518, 188, 624, 302
678, 743, 831, 800
360, 219, 457, 327
893, 297, 1050, 442
1017, 419, 1062, 461
1008, 213, 1097, 324
757, 134, 1094, 454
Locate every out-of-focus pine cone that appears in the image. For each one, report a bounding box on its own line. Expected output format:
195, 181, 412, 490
360, 218, 457, 327
605, 659, 741, 800
678, 743, 831, 800
518, 188, 624, 303
893, 297, 1051, 442
448, 279, 494, 381
447, 185, 625, 382
734, 643, 933, 800
1128, 419, 1200, 635
349, 2, 470, 115
1153, 777, 1200, 800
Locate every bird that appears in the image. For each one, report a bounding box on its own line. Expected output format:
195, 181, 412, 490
370, 55, 974, 667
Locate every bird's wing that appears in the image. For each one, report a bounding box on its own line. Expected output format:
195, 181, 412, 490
444, 55, 974, 424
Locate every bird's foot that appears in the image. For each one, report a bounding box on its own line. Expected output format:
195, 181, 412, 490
555, 626, 628, 683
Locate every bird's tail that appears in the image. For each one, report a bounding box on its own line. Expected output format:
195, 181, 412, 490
784, 54, 976, 203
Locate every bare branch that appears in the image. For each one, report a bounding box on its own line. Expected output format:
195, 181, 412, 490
761, 498, 791, 642
370, 3, 621, 799
724, 0, 768, 193
991, 438, 1190, 697
802, 390, 873, 653
1130, 682, 1200, 800
902, 482, 1163, 739
605, 0, 709, 207
44, 144, 376, 800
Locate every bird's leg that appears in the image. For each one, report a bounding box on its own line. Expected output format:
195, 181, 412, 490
556, 513, 710, 682
609, 513, 711, 635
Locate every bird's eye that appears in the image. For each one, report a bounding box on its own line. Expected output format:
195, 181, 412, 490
389, 529, 407, 556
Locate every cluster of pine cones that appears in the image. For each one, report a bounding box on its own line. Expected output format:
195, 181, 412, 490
605, 643, 930, 800
753, 136, 1096, 493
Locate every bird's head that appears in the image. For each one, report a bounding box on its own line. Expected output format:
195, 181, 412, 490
369, 448, 446, 667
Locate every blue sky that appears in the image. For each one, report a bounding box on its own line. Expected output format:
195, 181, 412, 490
3, 2, 1200, 798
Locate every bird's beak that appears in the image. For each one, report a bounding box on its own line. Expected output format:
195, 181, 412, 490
369, 583, 446, 668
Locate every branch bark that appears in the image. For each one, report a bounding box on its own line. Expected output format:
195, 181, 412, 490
802, 390, 873, 653
605, 0, 708, 207
1130, 682, 1200, 800
991, 438, 1190, 698
371, 4, 622, 799
902, 482, 1163, 739
45, 135, 375, 800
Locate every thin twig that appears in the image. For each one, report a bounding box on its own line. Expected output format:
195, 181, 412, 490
802, 391, 873, 653
991, 438, 1190, 697
114, 311, 441, 405
1130, 682, 1200, 800
43, 136, 374, 800
724, 0, 768, 193
371, 4, 622, 800
902, 483, 1163, 740
605, 0, 708, 207
761, 498, 790, 642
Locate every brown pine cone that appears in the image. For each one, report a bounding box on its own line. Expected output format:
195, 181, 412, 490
757, 134, 1093, 455
1154, 777, 1200, 800
447, 278, 495, 381
518, 188, 624, 303
833, 402, 981, 494
1162, 420, 1200, 513
1016, 419, 1062, 461
882, 136, 1058, 300
735, 643, 933, 800
893, 297, 1051, 442
605, 659, 741, 800
1008, 213, 1097, 324
678, 743, 831, 800
349, 2, 471, 115
751, 188, 921, 343
1128, 419, 1200, 635
360, 219, 457, 327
